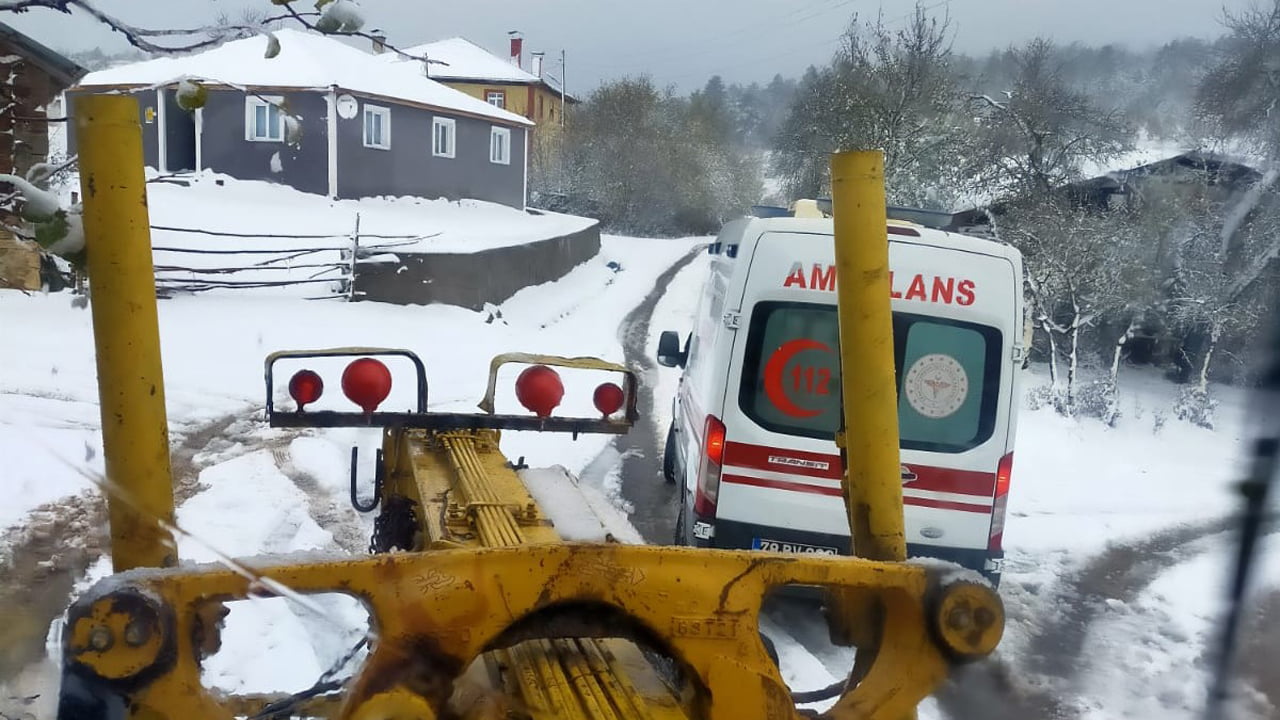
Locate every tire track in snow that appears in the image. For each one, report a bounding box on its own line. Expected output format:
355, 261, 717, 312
270, 445, 370, 555
0, 410, 256, 700
610, 244, 705, 543
935, 517, 1238, 720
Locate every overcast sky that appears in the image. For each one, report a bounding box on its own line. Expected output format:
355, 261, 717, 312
3, 0, 1255, 93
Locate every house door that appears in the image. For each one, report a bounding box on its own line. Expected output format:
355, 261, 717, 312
162, 90, 196, 172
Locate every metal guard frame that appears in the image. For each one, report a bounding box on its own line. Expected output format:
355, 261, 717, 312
265, 349, 639, 434
265, 347, 430, 415
59, 545, 1003, 720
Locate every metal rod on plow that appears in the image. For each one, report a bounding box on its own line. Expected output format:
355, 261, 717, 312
827, 150, 907, 697
76, 94, 178, 572
831, 149, 906, 562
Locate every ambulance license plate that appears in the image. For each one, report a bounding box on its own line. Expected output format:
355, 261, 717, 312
751, 538, 839, 555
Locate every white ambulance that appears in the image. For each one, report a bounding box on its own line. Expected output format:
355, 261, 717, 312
657, 213, 1024, 583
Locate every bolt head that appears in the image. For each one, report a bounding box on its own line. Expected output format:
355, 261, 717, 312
124, 618, 151, 647
946, 605, 973, 631
88, 625, 113, 652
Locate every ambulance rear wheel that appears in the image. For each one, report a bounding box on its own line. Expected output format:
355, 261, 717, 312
673, 494, 687, 546
662, 424, 677, 484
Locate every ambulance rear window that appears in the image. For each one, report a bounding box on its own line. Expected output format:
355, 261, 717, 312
738, 302, 1002, 453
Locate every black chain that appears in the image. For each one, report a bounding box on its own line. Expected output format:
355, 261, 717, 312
249, 636, 369, 720
370, 494, 419, 554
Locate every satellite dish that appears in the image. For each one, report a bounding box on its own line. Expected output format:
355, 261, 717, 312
336, 94, 358, 120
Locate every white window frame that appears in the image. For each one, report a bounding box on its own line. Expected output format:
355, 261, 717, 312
486, 90, 505, 108
490, 126, 511, 165
245, 95, 285, 142
363, 103, 391, 150
432, 116, 456, 159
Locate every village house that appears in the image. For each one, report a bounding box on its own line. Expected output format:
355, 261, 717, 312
67, 29, 533, 209
382, 35, 576, 177
0, 22, 84, 291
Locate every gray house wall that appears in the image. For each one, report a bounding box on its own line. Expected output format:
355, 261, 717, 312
67, 87, 527, 209
65, 89, 158, 169
198, 89, 329, 196
336, 96, 526, 208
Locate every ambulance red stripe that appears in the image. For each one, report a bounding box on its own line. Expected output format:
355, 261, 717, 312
721, 473, 842, 497
722, 441, 995, 496
723, 441, 842, 479
722, 473, 993, 514
901, 497, 993, 514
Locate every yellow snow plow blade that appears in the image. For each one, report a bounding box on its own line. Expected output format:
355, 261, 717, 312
57, 95, 1004, 720
62, 545, 1002, 720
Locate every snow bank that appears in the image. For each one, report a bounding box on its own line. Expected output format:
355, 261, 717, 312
646, 249, 711, 439
140, 171, 594, 255
46, 170, 596, 297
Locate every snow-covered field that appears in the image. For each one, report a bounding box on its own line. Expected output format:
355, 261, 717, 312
3, 221, 1278, 717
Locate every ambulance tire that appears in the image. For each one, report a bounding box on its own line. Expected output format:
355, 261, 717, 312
673, 494, 688, 546
662, 424, 678, 484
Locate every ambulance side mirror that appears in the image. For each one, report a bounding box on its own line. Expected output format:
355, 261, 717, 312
657, 331, 686, 368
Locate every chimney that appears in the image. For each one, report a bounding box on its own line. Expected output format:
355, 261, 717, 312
508, 31, 523, 69
531, 51, 544, 78
370, 30, 387, 54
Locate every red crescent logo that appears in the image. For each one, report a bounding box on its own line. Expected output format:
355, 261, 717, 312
762, 339, 834, 418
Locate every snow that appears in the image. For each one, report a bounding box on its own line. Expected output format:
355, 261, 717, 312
1074, 533, 1280, 719
75, 29, 531, 127
0, 171, 63, 217
0, 234, 700, 536
520, 465, 645, 544
1076, 131, 1190, 181
136, 171, 592, 255
40, 170, 596, 295
1008, 366, 1251, 556
317, 0, 365, 34
386, 37, 541, 84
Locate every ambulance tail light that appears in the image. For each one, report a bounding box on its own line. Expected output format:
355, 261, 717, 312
988, 451, 1013, 551
694, 415, 725, 517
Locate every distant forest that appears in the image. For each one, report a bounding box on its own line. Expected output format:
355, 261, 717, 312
536, 24, 1230, 232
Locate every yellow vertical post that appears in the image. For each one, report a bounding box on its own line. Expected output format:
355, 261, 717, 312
830, 149, 905, 562
76, 94, 177, 571
827, 152, 908, 706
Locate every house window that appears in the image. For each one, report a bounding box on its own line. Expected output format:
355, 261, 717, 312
245, 95, 285, 142
490, 126, 511, 165
363, 104, 391, 150
432, 117, 456, 158
486, 90, 505, 109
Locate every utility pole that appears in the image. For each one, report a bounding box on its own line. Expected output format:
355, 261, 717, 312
560, 48, 566, 129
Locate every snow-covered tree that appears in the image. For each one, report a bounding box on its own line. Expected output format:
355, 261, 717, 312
555, 76, 761, 235
997, 196, 1153, 416
965, 38, 1134, 200
772, 2, 970, 209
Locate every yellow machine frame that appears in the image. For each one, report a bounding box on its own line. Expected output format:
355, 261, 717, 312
56, 94, 1004, 720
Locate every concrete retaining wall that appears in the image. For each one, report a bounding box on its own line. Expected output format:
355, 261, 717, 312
353, 221, 601, 309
